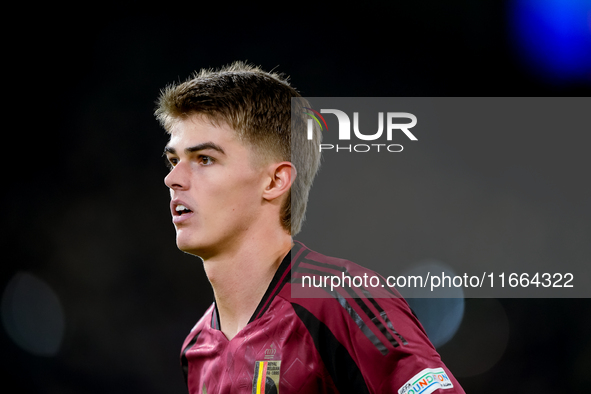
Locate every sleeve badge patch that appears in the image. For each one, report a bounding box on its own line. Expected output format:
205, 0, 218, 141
398, 367, 454, 394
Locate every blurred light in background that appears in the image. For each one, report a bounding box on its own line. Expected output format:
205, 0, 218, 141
440, 298, 510, 377
402, 260, 465, 348
510, 0, 591, 84
1, 272, 65, 356
402, 261, 510, 376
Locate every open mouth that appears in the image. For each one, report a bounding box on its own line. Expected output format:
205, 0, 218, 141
174, 204, 193, 216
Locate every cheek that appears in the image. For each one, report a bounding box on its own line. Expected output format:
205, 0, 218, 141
220, 174, 264, 210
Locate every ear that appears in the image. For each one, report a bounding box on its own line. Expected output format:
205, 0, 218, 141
262, 162, 296, 202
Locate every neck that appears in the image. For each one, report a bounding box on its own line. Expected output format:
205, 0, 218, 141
203, 229, 292, 341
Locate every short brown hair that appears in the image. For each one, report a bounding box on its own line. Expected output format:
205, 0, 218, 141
154, 61, 321, 235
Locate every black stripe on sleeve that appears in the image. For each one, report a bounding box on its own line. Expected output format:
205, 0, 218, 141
293, 268, 390, 355
291, 303, 371, 394
376, 307, 408, 346
300, 259, 408, 347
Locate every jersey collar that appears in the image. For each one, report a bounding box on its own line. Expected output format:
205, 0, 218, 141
211, 241, 306, 330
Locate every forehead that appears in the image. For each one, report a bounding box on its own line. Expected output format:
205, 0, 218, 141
168, 115, 237, 145
165, 114, 265, 167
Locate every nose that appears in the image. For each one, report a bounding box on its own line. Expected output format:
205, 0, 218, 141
164, 162, 189, 191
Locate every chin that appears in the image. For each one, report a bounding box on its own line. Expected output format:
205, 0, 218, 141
175, 234, 211, 258
175, 232, 198, 252
177, 240, 201, 255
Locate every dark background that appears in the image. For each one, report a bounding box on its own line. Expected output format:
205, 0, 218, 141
3, 1, 590, 393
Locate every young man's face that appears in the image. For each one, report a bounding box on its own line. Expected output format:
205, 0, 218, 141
164, 115, 268, 259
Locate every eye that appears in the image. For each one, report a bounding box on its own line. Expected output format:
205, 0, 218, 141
200, 155, 214, 165
165, 156, 178, 170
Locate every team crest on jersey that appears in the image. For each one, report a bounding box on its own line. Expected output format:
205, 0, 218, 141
252, 360, 281, 394
398, 368, 454, 394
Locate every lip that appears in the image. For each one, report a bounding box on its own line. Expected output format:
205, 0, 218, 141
170, 199, 195, 224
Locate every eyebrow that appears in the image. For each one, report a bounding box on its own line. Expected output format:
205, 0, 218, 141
163, 142, 226, 156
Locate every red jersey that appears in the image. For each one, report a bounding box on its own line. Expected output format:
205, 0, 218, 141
181, 241, 465, 394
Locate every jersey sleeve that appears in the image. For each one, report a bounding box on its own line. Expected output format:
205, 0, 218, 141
364, 296, 464, 394
289, 244, 465, 394
293, 292, 464, 394
290, 259, 465, 394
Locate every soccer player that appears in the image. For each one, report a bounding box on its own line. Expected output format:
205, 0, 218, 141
155, 62, 464, 394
